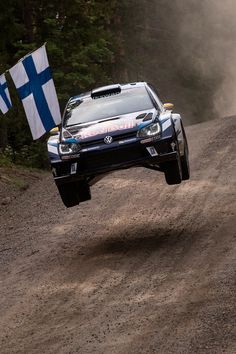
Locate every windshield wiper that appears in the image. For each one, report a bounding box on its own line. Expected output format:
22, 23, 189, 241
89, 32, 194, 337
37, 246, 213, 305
98, 116, 120, 123
66, 116, 121, 128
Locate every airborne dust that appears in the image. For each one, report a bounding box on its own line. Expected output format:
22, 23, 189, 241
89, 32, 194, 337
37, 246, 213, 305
118, 0, 236, 124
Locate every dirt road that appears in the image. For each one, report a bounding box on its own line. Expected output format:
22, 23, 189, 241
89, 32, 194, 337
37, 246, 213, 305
0, 116, 235, 354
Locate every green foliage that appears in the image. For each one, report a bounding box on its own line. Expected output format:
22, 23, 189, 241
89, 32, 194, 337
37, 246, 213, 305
0, 0, 118, 168
0, 148, 13, 167
0, 141, 49, 169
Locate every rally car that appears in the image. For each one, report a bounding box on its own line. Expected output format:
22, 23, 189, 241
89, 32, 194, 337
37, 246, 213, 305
48, 82, 190, 207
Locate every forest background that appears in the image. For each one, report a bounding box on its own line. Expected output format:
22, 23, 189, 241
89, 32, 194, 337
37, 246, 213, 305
0, 0, 235, 168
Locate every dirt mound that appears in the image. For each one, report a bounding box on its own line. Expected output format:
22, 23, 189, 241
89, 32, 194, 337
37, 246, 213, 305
0, 116, 235, 354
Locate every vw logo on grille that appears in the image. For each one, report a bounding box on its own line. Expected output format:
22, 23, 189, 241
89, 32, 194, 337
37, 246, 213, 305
104, 136, 113, 144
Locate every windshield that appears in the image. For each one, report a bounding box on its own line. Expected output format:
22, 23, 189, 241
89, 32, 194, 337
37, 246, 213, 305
64, 87, 155, 126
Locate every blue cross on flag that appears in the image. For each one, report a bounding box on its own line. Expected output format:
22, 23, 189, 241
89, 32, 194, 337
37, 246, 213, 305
0, 73, 12, 114
9, 45, 61, 140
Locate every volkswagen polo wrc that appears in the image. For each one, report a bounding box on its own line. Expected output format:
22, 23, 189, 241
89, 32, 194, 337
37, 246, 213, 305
48, 82, 190, 207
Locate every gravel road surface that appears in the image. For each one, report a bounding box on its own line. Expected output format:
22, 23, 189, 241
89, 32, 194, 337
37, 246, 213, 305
0, 116, 235, 354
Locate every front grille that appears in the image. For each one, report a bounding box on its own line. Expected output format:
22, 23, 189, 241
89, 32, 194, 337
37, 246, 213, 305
80, 145, 147, 170
80, 132, 135, 148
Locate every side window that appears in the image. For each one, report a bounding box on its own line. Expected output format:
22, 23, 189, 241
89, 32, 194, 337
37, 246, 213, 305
147, 84, 164, 112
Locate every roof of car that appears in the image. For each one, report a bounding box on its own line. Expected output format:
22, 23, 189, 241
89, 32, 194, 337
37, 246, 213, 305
70, 82, 147, 102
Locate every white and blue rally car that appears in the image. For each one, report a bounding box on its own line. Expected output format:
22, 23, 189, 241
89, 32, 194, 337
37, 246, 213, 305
48, 82, 190, 207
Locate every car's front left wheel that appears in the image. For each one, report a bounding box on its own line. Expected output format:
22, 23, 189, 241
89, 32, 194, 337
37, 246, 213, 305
57, 180, 91, 208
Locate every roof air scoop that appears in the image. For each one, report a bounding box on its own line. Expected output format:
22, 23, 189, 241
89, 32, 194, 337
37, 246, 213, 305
91, 84, 121, 99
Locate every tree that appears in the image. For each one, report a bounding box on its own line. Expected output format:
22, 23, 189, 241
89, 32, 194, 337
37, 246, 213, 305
0, 0, 118, 167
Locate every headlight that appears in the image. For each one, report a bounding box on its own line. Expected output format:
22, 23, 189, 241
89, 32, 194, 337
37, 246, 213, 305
137, 122, 161, 138
59, 142, 81, 155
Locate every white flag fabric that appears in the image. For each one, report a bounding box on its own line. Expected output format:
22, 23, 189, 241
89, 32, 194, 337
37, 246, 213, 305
0, 73, 12, 114
9, 45, 61, 140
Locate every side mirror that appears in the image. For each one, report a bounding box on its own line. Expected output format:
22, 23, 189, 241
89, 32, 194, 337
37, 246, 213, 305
50, 127, 59, 136
163, 103, 174, 111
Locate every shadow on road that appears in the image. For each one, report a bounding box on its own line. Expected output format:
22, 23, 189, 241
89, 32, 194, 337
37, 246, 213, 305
86, 226, 187, 257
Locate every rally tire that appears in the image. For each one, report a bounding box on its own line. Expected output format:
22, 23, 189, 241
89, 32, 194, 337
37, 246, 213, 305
76, 180, 92, 202
57, 180, 91, 208
163, 154, 182, 185
181, 144, 190, 180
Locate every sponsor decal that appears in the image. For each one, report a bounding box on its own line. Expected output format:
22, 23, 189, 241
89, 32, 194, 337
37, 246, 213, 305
119, 138, 137, 144
61, 153, 80, 160
77, 121, 136, 139
82, 146, 100, 152
140, 136, 160, 144
140, 138, 153, 144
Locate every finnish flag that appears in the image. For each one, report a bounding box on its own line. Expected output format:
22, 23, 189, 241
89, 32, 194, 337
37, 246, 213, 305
9, 45, 61, 140
0, 73, 12, 114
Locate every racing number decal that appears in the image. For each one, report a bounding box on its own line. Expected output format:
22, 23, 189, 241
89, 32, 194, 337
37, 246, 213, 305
146, 146, 158, 157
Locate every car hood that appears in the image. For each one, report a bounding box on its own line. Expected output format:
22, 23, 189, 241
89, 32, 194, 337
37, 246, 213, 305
62, 108, 157, 142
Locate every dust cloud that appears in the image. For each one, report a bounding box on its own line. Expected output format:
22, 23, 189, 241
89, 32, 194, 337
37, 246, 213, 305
118, 0, 236, 123
177, 0, 236, 120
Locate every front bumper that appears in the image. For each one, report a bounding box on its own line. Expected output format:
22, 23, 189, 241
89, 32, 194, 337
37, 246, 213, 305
52, 136, 177, 185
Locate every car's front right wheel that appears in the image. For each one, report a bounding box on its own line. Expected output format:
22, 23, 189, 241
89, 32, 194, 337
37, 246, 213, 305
180, 142, 190, 180
163, 155, 182, 185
